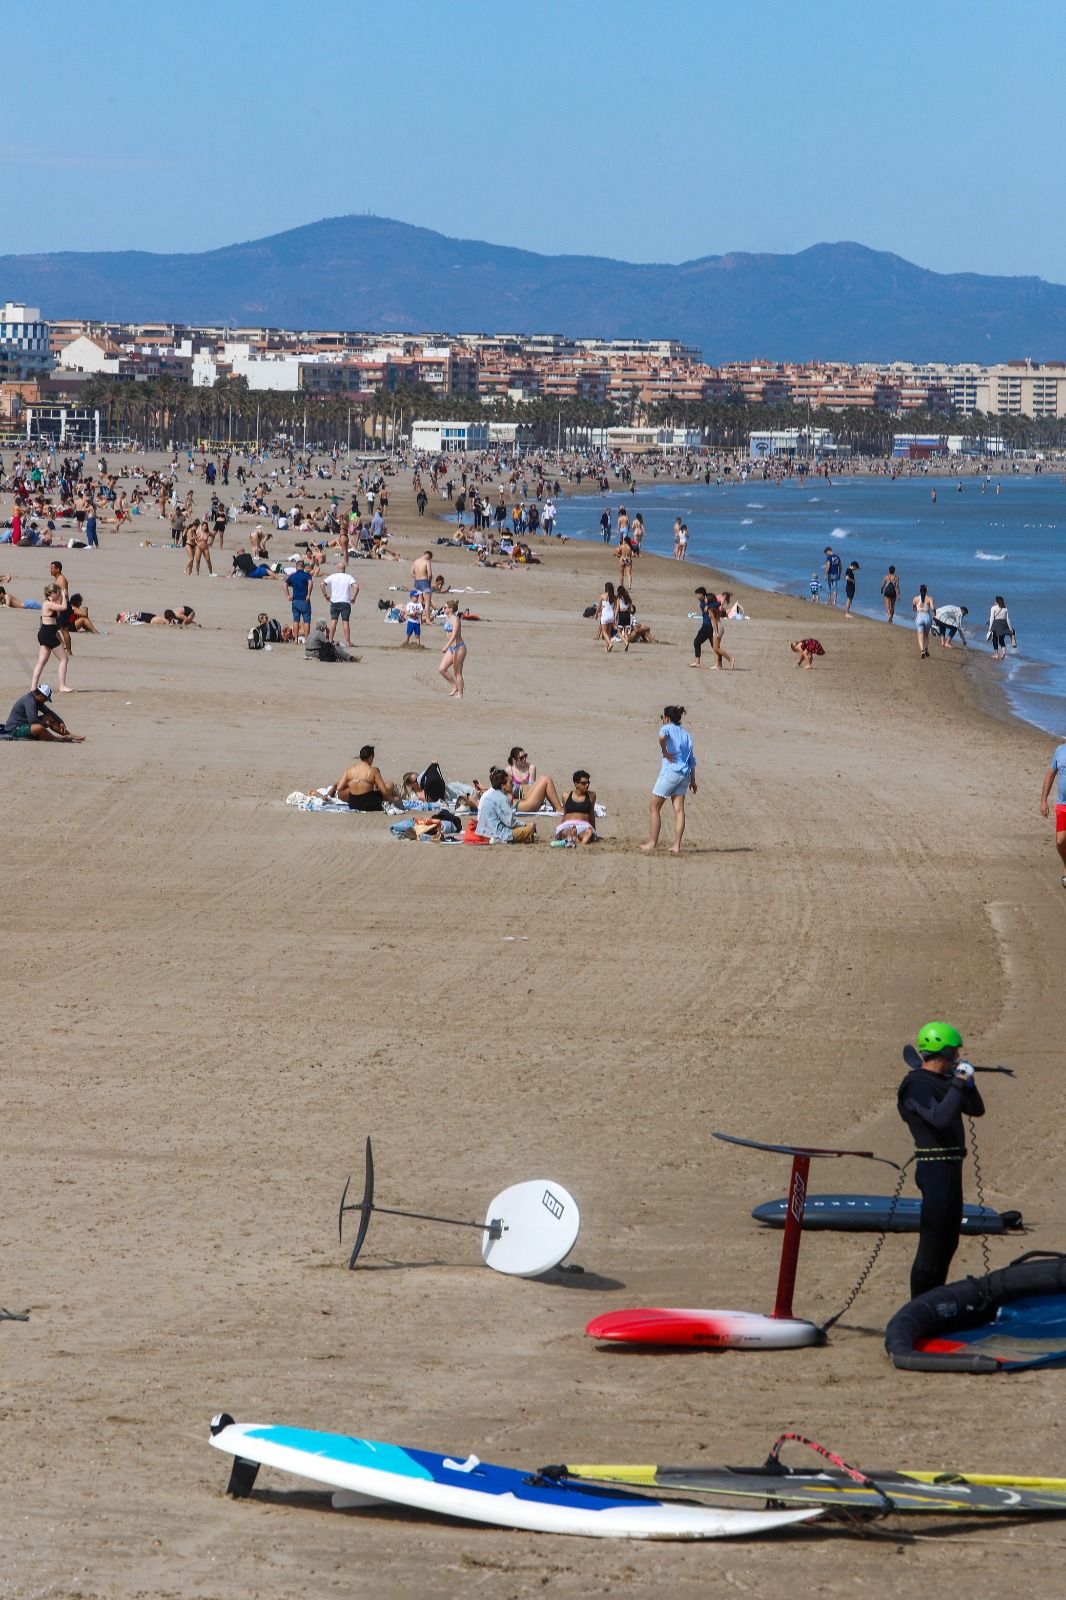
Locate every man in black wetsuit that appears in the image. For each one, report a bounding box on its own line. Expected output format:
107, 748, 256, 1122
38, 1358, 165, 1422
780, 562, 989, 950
897, 1020, 984, 1298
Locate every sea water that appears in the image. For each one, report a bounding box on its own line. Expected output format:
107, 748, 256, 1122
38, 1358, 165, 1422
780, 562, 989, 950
554, 472, 1066, 734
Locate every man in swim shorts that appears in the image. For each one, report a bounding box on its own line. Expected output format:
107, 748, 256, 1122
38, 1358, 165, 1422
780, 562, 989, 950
411, 551, 434, 622
897, 1022, 984, 1297
1039, 738, 1066, 888
285, 558, 314, 644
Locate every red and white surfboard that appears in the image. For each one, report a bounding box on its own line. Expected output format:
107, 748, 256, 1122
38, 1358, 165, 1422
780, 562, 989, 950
585, 1308, 822, 1350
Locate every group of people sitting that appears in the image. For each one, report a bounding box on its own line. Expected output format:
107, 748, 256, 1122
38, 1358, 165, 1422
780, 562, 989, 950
305, 744, 600, 845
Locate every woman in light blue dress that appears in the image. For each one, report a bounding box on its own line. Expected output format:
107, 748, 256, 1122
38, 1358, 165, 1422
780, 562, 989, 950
641, 705, 697, 854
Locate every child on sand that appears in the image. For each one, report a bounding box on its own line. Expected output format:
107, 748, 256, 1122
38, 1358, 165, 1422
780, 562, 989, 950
790, 638, 825, 669
403, 592, 423, 646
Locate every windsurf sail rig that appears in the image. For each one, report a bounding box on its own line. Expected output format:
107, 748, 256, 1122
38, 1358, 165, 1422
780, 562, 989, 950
886, 1252, 1066, 1372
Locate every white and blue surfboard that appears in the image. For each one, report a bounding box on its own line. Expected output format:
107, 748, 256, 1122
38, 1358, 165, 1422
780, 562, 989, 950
209, 1417, 821, 1540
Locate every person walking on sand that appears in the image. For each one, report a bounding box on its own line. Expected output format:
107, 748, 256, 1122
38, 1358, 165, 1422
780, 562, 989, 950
1039, 738, 1066, 889
30, 585, 71, 693
438, 600, 466, 698
641, 705, 697, 855
987, 595, 1015, 661
597, 582, 617, 652
843, 560, 859, 616
690, 586, 721, 667
912, 583, 936, 658
881, 565, 899, 622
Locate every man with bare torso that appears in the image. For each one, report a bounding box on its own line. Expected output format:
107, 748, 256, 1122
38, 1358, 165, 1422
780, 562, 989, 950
411, 551, 434, 621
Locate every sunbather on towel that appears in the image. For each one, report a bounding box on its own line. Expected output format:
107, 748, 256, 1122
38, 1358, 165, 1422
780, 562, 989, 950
320, 745, 400, 811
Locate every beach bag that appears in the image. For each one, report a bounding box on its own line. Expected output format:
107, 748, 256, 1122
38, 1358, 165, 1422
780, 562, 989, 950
247, 625, 265, 650
419, 762, 447, 803
264, 617, 283, 643
414, 818, 442, 841
582, 605, 597, 618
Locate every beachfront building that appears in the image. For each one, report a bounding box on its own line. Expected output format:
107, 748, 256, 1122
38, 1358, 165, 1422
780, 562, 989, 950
411, 419, 490, 454
0, 303, 51, 380
892, 433, 947, 460
25, 403, 100, 447
749, 427, 838, 459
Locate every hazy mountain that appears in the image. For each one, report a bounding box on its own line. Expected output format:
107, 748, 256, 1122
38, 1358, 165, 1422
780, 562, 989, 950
2, 217, 1064, 363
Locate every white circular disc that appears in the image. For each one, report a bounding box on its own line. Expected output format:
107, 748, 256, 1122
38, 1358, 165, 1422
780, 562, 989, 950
481, 1180, 580, 1277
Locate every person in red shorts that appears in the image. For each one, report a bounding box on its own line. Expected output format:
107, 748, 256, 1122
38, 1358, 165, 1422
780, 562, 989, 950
1038, 739, 1066, 888
790, 638, 825, 669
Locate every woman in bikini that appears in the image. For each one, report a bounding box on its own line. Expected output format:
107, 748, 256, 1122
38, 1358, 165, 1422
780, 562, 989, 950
501, 756, 563, 814
30, 584, 70, 693
323, 745, 400, 810
555, 770, 599, 845
438, 600, 466, 698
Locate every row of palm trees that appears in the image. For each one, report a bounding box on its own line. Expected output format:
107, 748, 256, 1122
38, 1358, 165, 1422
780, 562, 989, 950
57, 374, 1066, 457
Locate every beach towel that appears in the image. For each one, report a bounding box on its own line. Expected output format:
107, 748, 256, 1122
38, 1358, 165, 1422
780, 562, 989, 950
286, 790, 349, 812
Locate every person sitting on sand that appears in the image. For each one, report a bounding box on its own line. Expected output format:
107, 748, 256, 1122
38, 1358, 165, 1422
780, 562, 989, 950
321, 745, 400, 811
476, 768, 537, 843
67, 594, 99, 633
3, 684, 84, 742
505, 750, 563, 812
501, 770, 562, 814
555, 770, 599, 845
790, 638, 825, 669
231, 546, 274, 579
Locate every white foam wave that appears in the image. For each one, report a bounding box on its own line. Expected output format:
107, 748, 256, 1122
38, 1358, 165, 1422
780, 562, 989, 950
740, 517, 753, 525
976, 550, 1007, 561
746, 502, 764, 508
830, 526, 850, 538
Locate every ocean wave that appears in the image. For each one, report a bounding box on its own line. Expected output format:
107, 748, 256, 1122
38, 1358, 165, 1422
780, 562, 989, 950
740, 517, 753, 525
976, 550, 1007, 561
746, 502, 764, 508
830, 526, 850, 538
737, 544, 748, 551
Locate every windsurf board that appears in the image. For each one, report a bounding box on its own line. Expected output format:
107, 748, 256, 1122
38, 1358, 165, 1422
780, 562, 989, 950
208, 1417, 821, 1539
584, 1309, 823, 1349
752, 1194, 1022, 1234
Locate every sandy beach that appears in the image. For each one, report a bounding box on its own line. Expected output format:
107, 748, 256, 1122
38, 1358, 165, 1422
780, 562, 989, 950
3, 458, 1065, 1598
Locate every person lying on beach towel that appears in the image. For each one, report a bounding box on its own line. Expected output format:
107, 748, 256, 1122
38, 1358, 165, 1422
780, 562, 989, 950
116, 607, 197, 626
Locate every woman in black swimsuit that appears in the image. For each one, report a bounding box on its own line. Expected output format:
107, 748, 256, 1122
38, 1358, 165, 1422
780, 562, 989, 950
554, 770, 599, 845
31, 584, 70, 693
880, 564, 899, 623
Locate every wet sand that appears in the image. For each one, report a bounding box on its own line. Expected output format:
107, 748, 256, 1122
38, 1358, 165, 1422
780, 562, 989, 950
2, 460, 1064, 1597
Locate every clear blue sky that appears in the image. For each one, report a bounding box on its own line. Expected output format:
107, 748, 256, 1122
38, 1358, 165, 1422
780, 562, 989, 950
7, 0, 1065, 282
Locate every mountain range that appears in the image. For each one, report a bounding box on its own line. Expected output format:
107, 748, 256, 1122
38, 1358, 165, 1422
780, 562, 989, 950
3, 216, 1065, 364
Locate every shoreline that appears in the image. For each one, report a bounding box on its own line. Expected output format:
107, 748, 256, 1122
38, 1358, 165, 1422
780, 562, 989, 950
542, 470, 1061, 739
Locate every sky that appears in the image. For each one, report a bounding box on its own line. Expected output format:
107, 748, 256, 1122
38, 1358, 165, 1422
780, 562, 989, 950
6, 0, 1066, 282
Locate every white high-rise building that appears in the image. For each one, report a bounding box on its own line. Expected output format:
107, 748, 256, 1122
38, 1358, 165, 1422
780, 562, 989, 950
0, 302, 51, 376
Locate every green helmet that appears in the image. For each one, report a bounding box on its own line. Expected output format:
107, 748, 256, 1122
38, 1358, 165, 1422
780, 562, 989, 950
916, 1021, 963, 1056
